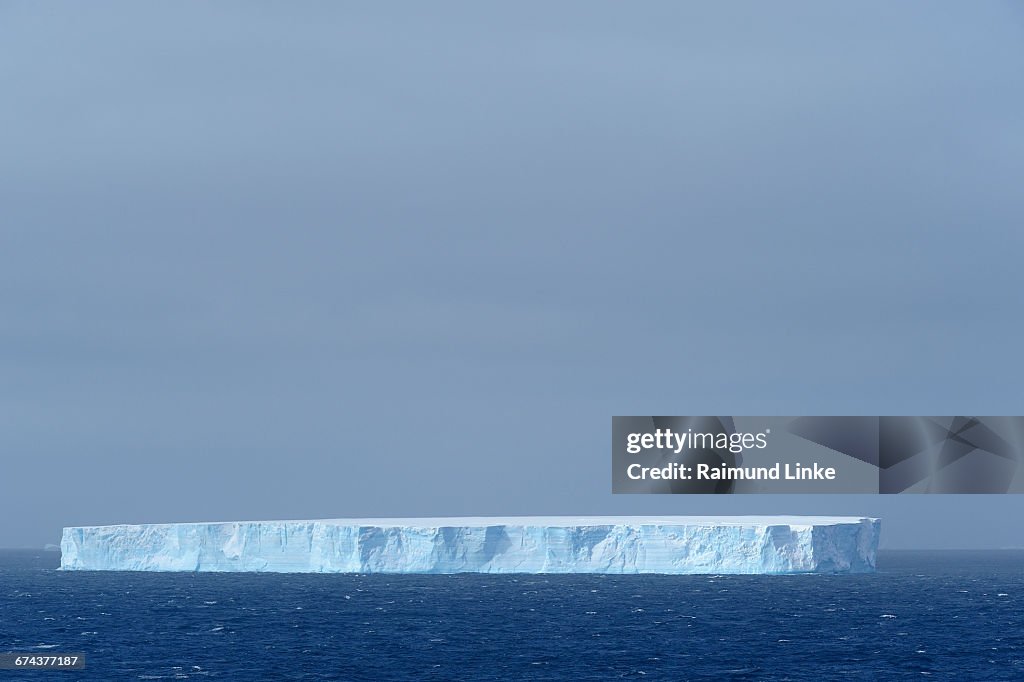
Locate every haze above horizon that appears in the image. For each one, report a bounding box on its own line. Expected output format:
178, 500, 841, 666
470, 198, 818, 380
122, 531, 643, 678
2, 2, 1023, 549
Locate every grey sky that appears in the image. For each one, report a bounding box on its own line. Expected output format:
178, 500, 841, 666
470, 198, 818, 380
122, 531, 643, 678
2, 2, 1023, 548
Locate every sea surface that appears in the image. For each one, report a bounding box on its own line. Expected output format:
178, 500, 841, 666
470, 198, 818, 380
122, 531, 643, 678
1, 550, 1021, 680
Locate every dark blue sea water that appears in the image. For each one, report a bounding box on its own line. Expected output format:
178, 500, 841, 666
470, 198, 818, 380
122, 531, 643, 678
1, 551, 1022, 681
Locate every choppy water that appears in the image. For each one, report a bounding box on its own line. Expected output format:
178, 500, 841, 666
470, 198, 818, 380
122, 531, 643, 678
1, 550, 1022, 680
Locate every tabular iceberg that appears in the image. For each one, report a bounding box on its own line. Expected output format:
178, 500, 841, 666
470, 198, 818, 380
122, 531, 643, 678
60, 516, 880, 574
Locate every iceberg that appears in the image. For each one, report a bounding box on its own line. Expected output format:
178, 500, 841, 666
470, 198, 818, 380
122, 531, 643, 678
59, 516, 881, 574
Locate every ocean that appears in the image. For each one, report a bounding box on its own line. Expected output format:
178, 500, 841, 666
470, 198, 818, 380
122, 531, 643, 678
1, 550, 1021, 680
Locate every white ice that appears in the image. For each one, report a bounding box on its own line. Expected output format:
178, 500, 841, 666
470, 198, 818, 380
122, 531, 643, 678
60, 516, 881, 574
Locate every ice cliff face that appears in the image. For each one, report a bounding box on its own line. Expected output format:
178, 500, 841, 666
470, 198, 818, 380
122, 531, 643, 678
60, 516, 880, 574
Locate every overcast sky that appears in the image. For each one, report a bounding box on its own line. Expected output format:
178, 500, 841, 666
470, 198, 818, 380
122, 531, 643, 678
2, 2, 1023, 548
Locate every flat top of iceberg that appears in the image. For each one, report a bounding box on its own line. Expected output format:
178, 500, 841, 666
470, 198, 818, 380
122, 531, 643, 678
70, 515, 876, 530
